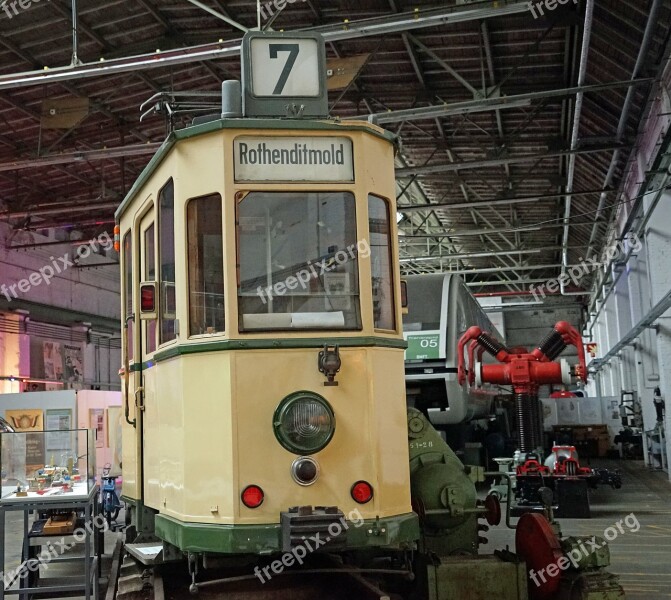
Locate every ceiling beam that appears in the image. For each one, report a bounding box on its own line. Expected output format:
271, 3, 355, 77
359, 78, 652, 124
0, 144, 161, 172
0, 3, 531, 91
397, 187, 614, 212
0, 202, 120, 221
465, 278, 550, 287
416, 263, 565, 275
396, 143, 628, 177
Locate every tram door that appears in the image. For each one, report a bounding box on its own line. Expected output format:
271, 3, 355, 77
138, 209, 157, 504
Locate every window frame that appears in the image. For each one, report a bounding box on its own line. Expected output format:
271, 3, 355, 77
157, 178, 177, 346
186, 192, 225, 338
367, 193, 397, 333
142, 219, 157, 353
235, 189, 363, 333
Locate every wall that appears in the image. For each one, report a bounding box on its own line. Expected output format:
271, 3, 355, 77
0, 220, 121, 391
0, 313, 29, 394
0, 222, 120, 318
0, 389, 121, 477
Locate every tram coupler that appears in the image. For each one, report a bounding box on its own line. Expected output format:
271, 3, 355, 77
188, 552, 199, 595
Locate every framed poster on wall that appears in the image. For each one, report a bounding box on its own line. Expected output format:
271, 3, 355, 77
89, 408, 105, 448
6, 409, 45, 471
45, 409, 73, 452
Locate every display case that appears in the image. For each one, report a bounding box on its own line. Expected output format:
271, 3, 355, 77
0, 429, 95, 502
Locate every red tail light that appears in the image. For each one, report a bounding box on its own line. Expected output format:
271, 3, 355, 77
241, 485, 264, 508
140, 284, 155, 312
351, 481, 373, 504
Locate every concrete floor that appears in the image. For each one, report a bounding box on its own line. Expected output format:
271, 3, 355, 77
573, 460, 671, 599
486, 459, 671, 599
2, 460, 669, 599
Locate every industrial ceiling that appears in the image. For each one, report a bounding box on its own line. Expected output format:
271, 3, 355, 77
0, 0, 669, 299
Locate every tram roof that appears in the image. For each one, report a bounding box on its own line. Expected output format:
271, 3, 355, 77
115, 117, 396, 220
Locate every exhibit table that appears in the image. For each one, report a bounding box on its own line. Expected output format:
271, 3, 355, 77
0, 484, 101, 600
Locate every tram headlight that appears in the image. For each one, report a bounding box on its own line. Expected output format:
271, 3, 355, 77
273, 392, 335, 455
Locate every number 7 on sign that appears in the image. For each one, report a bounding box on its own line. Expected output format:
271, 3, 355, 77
269, 43, 299, 95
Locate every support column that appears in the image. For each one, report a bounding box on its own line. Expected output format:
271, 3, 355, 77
603, 293, 621, 396
614, 272, 635, 393
643, 191, 671, 477
627, 246, 659, 467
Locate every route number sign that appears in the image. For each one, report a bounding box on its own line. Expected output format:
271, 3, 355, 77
250, 37, 320, 97
241, 32, 328, 118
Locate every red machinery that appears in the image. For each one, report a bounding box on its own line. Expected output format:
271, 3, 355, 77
457, 321, 587, 453
517, 445, 591, 478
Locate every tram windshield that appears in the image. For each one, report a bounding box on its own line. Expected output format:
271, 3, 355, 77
237, 191, 362, 331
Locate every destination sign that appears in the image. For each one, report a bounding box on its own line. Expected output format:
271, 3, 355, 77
234, 136, 354, 182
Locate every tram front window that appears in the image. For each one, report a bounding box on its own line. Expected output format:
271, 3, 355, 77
237, 191, 362, 331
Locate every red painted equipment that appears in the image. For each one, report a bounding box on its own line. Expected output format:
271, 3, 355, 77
515, 513, 564, 600
457, 321, 587, 452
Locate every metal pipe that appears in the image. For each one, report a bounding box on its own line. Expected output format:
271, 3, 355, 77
396, 143, 625, 177
71, 0, 80, 66
560, 0, 594, 296
483, 302, 584, 313
397, 187, 615, 213
465, 278, 550, 287
400, 225, 546, 238
361, 79, 650, 126
75, 262, 119, 269
0, 3, 531, 92
366, 97, 531, 124
0, 144, 160, 172
474, 289, 583, 298
400, 248, 544, 263
403, 263, 565, 275
22, 218, 116, 231
0, 202, 119, 221
8, 238, 113, 250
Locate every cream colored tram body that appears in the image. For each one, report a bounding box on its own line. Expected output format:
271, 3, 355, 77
116, 117, 419, 557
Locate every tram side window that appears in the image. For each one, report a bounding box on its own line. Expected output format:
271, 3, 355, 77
144, 223, 157, 353
368, 195, 396, 331
158, 179, 177, 344
237, 191, 362, 331
123, 231, 134, 361
187, 194, 225, 336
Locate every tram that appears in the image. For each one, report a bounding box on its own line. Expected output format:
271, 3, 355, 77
115, 31, 623, 600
